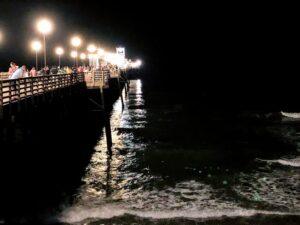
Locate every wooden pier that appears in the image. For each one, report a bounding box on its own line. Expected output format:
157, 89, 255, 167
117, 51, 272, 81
0, 73, 85, 119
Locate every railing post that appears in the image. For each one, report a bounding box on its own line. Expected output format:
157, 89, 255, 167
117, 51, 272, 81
50, 75, 54, 100
17, 79, 21, 112
30, 77, 35, 105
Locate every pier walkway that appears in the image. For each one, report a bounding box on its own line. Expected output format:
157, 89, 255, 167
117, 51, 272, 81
0, 69, 126, 119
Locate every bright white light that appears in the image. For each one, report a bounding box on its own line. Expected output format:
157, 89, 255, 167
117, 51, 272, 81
87, 44, 96, 53
103, 52, 115, 63
70, 50, 78, 58
136, 59, 142, 67
131, 59, 142, 68
71, 36, 82, 47
88, 54, 95, 59
31, 40, 42, 52
80, 53, 86, 60
55, 47, 64, 55
97, 48, 105, 57
37, 18, 53, 35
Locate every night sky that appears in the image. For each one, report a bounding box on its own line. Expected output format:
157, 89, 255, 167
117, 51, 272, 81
0, 0, 163, 69
0, 1, 298, 107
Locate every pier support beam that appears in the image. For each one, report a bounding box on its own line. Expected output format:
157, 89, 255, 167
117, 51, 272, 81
99, 86, 113, 150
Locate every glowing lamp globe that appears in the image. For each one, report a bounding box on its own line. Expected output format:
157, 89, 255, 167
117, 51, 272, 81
80, 53, 87, 60
31, 40, 42, 52
87, 44, 96, 53
37, 19, 53, 35
71, 36, 82, 47
55, 47, 64, 55
70, 51, 78, 58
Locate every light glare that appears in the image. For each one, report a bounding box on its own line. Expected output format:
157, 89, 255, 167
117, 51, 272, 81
80, 53, 86, 60
87, 44, 96, 53
55, 47, 64, 55
71, 36, 82, 47
70, 50, 78, 58
37, 18, 53, 35
97, 48, 105, 56
31, 40, 42, 52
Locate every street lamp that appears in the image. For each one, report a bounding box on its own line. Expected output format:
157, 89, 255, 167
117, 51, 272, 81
55, 47, 64, 68
97, 48, 105, 57
70, 50, 78, 66
80, 53, 86, 66
136, 59, 142, 67
36, 18, 53, 68
70, 36, 82, 67
87, 44, 96, 53
0, 30, 3, 44
80, 53, 86, 60
31, 40, 42, 70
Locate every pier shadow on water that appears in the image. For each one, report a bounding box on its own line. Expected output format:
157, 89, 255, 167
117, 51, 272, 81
0, 85, 122, 224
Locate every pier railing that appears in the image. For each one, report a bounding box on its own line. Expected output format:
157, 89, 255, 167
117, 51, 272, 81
0, 72, 9, 80
85, 69, 111, 89
0, 73, 84, 106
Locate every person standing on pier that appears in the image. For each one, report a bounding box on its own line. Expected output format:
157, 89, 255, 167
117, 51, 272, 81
8, 62, 18, 78
10, 65, 27, 79
29, 67, 37, 77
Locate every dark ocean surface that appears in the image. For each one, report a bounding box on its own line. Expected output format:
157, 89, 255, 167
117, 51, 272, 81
1, 79, 300, 224
57, 80, 300, 224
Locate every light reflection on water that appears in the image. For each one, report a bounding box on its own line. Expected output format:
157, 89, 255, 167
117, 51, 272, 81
60, 79, 300, 224
71, 79, 148, 205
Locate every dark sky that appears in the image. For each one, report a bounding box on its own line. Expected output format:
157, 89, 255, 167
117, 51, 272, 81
0, 1, 298, 107
0, 0, 166, 69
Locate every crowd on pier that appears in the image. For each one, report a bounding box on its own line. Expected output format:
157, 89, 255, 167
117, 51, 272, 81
0, 61, 123, 81
5, 62, 92, 79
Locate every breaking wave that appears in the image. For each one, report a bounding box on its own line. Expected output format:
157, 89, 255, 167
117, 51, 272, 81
59, 204, 300, 224
257, 157, 300, 167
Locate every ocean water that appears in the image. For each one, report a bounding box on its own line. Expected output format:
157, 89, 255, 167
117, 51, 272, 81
55, 80, 300, 225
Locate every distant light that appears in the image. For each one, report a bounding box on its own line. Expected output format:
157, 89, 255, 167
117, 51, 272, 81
87, 44, 96, 53
97, 48, 105, 57
131, 59, 142, 68
136, 59, 142, 67
88, 54, 95, 59
55, 47, 64, 55
70, 50, 78, 58
31, 40, 42, 52
37, 18, 53, 35
80, 53, 86, 60
71, 36, 82, 47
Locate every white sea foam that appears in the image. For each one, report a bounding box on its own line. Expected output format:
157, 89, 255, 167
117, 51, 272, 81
59, 204, 300, 224
281, 112, 300, 119
59, 178, 300, 224
276, 158, 300, 167
258, 157, 300, 167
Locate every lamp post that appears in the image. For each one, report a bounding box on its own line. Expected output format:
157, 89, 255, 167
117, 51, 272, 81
36, 18, 53, 68
87, 44, 96, 53
87, 44, 97, 68
70, 36, 82, 67
0, 30, 3, 44
80, 53, 86, 66
55, 47, 64, 68
31, 40, 42, 70
70, 50, 78, 67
